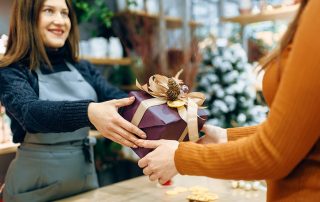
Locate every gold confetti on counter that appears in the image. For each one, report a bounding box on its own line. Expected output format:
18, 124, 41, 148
165, 185, 218, 201
187, 192, 219, 202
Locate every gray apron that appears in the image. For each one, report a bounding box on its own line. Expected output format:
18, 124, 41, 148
4, 63, 99, 202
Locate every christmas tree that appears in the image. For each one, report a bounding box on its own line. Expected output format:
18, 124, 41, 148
197, 43, 268, 128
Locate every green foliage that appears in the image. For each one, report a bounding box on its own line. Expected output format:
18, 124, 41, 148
107, 66, 135, 86
94, 138, 123, 176
126, 0, 138, 7
72, 0, 113, 32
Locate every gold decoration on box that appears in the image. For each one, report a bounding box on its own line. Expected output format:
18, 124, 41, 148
132, 70, 206, 142
167, 78, 181, 101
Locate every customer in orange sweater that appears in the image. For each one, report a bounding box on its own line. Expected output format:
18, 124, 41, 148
137, 0, 320, 201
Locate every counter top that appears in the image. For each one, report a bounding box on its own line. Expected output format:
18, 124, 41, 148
0, 130, 101, 155
0, 142, 19, 155
57, 175, 266, 202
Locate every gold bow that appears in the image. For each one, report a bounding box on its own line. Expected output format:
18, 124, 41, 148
133, 70, 206, 142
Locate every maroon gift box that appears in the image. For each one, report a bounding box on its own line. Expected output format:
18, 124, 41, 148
121, 91, 208, 158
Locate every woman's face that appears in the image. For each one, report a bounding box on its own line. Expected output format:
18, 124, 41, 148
38, 0, 71, 49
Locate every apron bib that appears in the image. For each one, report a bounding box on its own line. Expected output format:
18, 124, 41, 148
4, 63, 99, 202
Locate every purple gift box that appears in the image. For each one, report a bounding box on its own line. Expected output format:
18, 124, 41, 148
121, 91, 208, 158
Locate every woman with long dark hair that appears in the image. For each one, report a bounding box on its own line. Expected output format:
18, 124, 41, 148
138, 0, 320, 201
0, 0, 145, 201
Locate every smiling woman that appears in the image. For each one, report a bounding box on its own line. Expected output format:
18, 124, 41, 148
0, 0, 146, 201
0, 0, 79, 69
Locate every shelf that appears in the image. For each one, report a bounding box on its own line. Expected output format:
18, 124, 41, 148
0, 142, 19, 155
81, 57, 132, 66
0, 55, 131, 66
117, 10, 203, 29
221, 5, 299, 25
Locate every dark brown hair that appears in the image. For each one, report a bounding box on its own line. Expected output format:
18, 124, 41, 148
0, 0, 79, 69
260, 0, 309, 69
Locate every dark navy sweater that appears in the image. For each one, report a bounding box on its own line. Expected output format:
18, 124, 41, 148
0, 50, 127, 143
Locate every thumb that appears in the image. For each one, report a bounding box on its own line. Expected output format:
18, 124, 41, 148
136, 139, 163, 149
196, 136, 205, 144
201, 124, 208, 133
114, 96, 135, 108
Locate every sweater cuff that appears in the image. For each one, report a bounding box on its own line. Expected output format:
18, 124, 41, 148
62, 100, 93, 129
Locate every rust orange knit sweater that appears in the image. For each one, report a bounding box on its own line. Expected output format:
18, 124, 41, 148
175, 0, 320, 201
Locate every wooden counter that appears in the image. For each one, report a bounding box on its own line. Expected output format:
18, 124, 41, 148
0, 130, 101, 155
0, 142, 19, 155
80, 57, 132, 66
57, 175, 266, 202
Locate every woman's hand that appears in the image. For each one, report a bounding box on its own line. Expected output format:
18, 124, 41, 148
137, 139, 179, 184
88, 96, 146, 148
197, 124, 227, 144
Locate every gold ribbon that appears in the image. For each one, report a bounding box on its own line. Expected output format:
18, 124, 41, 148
131, 70, 206, 142
131, 98, 166, 126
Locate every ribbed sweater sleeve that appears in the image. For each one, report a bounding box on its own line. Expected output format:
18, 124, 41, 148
175, 0, 320, 180
0, 66, 92, 134
227, 125, 258, 141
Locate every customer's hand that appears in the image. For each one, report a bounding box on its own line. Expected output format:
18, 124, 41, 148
197, 124, 227, 144
88, 97, 146, 148
137, 139, 179, 184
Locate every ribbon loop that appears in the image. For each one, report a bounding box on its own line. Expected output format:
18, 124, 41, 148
134, 70, 206, 142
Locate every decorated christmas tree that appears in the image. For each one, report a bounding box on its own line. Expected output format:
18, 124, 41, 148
197, 43, 268, 128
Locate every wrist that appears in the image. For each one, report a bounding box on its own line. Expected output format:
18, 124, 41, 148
217, 127, 228, 143
87, 102, 97, 124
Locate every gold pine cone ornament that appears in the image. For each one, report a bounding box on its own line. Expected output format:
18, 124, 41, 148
166, 77, 189, 108
166, 78, 181, 101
